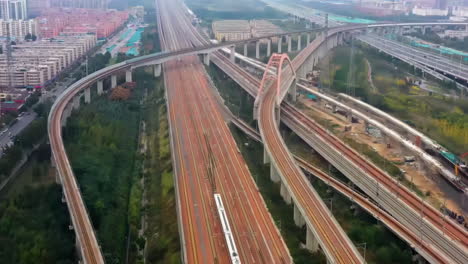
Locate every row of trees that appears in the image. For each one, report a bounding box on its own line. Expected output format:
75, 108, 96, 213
0, 100, 51, 182
63, 70, 148, 263
0, 184, 76, 263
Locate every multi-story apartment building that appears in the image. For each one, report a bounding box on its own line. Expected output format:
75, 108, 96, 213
0, 0, 27, 20
0, 34, 96, 88
0, 19, 38, 39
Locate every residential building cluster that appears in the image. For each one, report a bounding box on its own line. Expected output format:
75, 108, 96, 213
0, 19, 38, 40
50, 0, 107, 9
37, 8, 128, 39
0, 34, 96, 88
212, 20, 282, 42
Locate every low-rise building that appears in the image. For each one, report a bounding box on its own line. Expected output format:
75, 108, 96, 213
441, 29, 468, 39
452, 6, 468, 17
212, 20, 251, 42
250, 20, 283, 39
412, 7, 449, 16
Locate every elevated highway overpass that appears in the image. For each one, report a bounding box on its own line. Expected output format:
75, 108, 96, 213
48, 18, 468, 263
357, 33, 468, 90
209, 32, 468, 263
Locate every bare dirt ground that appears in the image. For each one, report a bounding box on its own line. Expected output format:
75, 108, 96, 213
297, 95, 464, 215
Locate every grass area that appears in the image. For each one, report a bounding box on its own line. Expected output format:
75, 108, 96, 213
271, 19, 310, 31
142, 77, 181, 264
187, 0, 285, 19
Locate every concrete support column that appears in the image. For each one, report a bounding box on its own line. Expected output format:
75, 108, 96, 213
270, 164, 281, 183
307, 33, 311, 44
287, 35, 292, 53
306, 227, 319, 252
266, 39, 271, 57
75, 236, 83, 262
263, 147, 270, 164
243, 43, 248, 57
297, 34, 301, 51
97, 80, 103, 95
84, 87, 91, 104
203, 53, 210, 66
278, 37, 282, 53
289, 81, 297, 102
154, 64, 162, 77
280, 182, 292, 204
229, 45, 235, 63
255, 41, 260, 59
125, 70, 132, 83
111, 75, 117, 89
274, 105, 280, 127
294, 204, 306, 227
73, 95, 80, 110
61, 104, 72, 127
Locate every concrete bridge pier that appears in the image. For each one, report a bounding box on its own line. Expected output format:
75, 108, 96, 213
297, 34, 302, 51
337, 32, 343, 46
275, 105, 280, 126
287, 35, 292, 53
270, 163, 281, 183
278, 37, 282, 53
125, 70, 132, 83
61, 103, 72, 127
289, 82, 297, 102
256, 41, 260, 59
203, 53, 210, 66
97, 80, 103, 95
306, 33, 311, 45
111, 75, 117, 89
267, 39, 271, 57
306, 226, 319, 252
243, 43, 248, 57
280, 182, 292, 204
294, 204, 306, 227
154, 64, 162, 77
263, 147, 270, 164
75, 237, 83, 264
230, 45, 236, 62
84, 87, 91, 104
72, 95, 80, 110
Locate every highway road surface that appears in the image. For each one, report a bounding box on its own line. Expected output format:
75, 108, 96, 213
257, 61, 364, 263
157, 0, 292, 263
